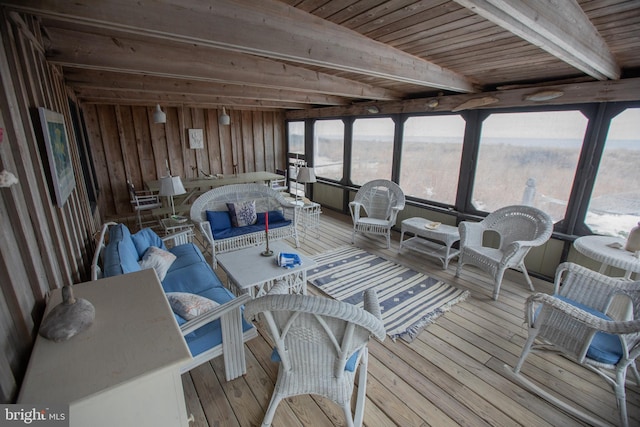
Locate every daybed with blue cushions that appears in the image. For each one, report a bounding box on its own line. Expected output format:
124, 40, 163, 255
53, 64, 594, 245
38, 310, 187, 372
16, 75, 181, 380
91, 222, 257, 381
190, 183, 299, 268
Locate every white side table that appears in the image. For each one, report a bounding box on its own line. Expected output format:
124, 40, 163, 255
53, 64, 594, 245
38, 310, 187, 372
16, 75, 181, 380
399, 217, 460, 269
297, 201, 322, 239
574, 235, 640, 280
18, 270, 191, 427
160, 217, 195, 237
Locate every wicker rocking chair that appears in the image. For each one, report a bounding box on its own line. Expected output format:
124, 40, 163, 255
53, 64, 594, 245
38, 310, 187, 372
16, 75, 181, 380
506, 262, 640, 427
455, 205, 553, 300
349, 179, 405, 249
244, 287, 386, 427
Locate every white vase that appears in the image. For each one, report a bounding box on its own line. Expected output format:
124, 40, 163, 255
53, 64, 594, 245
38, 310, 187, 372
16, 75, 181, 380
625, 222, 640, 252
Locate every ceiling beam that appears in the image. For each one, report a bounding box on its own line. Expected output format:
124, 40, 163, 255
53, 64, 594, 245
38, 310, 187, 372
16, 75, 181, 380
454, 0, 620, 80
71, 88, 311, 110
45, 27, 402, 101
3, 0, 477, 93
63, 69, 351, 106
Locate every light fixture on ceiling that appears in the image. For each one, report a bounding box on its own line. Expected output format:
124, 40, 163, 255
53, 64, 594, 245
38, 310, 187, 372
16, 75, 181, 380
523, 90, 565, 102
152, 104, 166, 124
219, 107, 230, 126
366, 105, 380, 114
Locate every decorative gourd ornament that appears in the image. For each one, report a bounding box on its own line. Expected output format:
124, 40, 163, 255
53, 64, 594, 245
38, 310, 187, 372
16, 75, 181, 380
40, 285, 95, 342
625, 222, 640, 253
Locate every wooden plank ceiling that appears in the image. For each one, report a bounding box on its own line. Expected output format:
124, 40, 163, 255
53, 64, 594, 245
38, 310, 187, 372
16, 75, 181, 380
3, 0, 640, 111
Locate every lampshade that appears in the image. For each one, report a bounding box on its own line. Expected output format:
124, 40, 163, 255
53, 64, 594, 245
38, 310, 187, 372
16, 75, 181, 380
296, 167, 316, 184
219, 107, 230, 126
153, 104, 166, 124
158, 175, 186, 197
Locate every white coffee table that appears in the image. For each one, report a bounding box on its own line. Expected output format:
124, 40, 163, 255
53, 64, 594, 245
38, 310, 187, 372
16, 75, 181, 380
399, 217, 460, 269
216, 240, 315, 298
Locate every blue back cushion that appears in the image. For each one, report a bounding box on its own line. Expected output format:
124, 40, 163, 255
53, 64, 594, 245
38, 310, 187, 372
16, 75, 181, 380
206, 210, 232, 238
256, 210, 286, 225
131, 228, 167, 258
103, 224, 141, 277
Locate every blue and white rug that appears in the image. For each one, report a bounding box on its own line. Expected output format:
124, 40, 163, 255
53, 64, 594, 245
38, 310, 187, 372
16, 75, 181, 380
308, 246, 469, 342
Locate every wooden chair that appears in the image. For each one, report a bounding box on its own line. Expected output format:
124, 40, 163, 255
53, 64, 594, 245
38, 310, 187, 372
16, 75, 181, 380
455, 205, 553, 300
244, 286, 386, 427
506, 262, 640, 427
349, 179, 405, 249
127, 180, 161, 230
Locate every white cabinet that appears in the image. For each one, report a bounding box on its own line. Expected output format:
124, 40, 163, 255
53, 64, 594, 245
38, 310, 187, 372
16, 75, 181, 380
18, 269, 191, 427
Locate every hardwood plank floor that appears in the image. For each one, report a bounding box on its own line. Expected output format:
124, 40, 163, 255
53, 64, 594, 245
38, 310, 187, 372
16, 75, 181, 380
152, 209, 639, 427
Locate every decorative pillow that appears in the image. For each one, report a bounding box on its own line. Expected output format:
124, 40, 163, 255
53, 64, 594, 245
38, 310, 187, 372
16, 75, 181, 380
138, 246, 176, 281
206, 210, 232, 235
166, 292, 219, 320
226, 200, 257, 227
132, 228, 167, 259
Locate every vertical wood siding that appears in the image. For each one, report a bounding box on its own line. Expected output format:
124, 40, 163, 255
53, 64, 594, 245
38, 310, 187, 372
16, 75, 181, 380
83, 105, 286, 219
0, 11, 100, 402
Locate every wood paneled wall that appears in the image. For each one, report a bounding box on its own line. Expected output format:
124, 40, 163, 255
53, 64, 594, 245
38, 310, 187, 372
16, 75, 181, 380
0, 10, 99, 402
83, 105, 286, 219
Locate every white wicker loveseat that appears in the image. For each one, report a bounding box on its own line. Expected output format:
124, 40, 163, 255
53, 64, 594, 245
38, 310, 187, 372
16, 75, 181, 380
190, 183, 299, 268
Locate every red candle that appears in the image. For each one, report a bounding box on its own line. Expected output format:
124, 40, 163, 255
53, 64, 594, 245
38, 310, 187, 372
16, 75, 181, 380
265, 211, 269, 232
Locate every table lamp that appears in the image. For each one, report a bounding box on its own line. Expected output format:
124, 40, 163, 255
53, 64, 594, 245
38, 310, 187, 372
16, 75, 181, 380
159, 175, 186, 216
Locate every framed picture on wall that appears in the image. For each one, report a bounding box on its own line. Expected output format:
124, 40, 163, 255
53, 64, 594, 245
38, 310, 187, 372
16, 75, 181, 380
38, 107, 75, 207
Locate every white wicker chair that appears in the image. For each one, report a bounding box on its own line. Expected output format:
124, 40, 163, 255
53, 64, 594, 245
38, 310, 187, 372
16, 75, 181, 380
244, 288, 386, 427
349, 179, 405, 249
506, 262, 640, 427
455, 205, 553, 300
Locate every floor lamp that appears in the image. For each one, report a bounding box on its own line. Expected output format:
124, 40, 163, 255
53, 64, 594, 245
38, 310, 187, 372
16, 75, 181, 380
295, 166, 316, 206
159, 175, 186, 216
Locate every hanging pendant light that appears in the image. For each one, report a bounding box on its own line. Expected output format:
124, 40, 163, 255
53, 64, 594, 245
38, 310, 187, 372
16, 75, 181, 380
153, 104, 166, 124
219, 107, 230, 126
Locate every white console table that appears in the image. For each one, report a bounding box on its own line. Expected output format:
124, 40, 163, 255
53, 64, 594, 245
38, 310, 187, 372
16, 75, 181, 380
18, 269, 192, 427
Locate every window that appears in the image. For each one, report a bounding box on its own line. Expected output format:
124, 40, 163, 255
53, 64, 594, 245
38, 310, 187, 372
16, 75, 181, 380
351, 118, 394, 185
314, 119, 344, 181
400, 115, 464, 204
473, 111, 586, 222
288, 121, 305, 154
586, 108, 640, 237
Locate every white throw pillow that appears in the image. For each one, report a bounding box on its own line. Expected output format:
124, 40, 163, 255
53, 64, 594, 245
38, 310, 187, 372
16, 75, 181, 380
166, 292, 219, 320
138, 246, 176, 281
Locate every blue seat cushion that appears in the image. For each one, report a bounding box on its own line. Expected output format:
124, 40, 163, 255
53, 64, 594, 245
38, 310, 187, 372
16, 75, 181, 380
180, 287, 253, 357
103, 224, 141, 277
168, 243, 207, 271
549, 295, 623, 365
163, 262, 224, 295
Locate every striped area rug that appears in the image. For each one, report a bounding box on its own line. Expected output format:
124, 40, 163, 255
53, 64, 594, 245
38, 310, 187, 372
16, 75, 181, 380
308, 246, 469, 342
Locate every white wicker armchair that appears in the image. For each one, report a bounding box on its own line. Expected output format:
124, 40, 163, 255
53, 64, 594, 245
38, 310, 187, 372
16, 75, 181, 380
506, 262, 640, 427
349, 179, 405, 249
244, 289, 386, 427
455, 205, 553, 300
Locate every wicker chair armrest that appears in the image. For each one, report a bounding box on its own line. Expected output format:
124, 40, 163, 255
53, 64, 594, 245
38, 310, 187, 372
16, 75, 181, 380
527, 293, 640, 335
180, 293, 252, 336
161, 229, 192, 247
363, 289, 382, 322
349, 201, 363, 221
458, 221, 485, 246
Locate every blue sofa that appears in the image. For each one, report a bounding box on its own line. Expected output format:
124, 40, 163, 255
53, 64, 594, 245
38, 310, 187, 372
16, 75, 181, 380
91, 222, 257, 380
